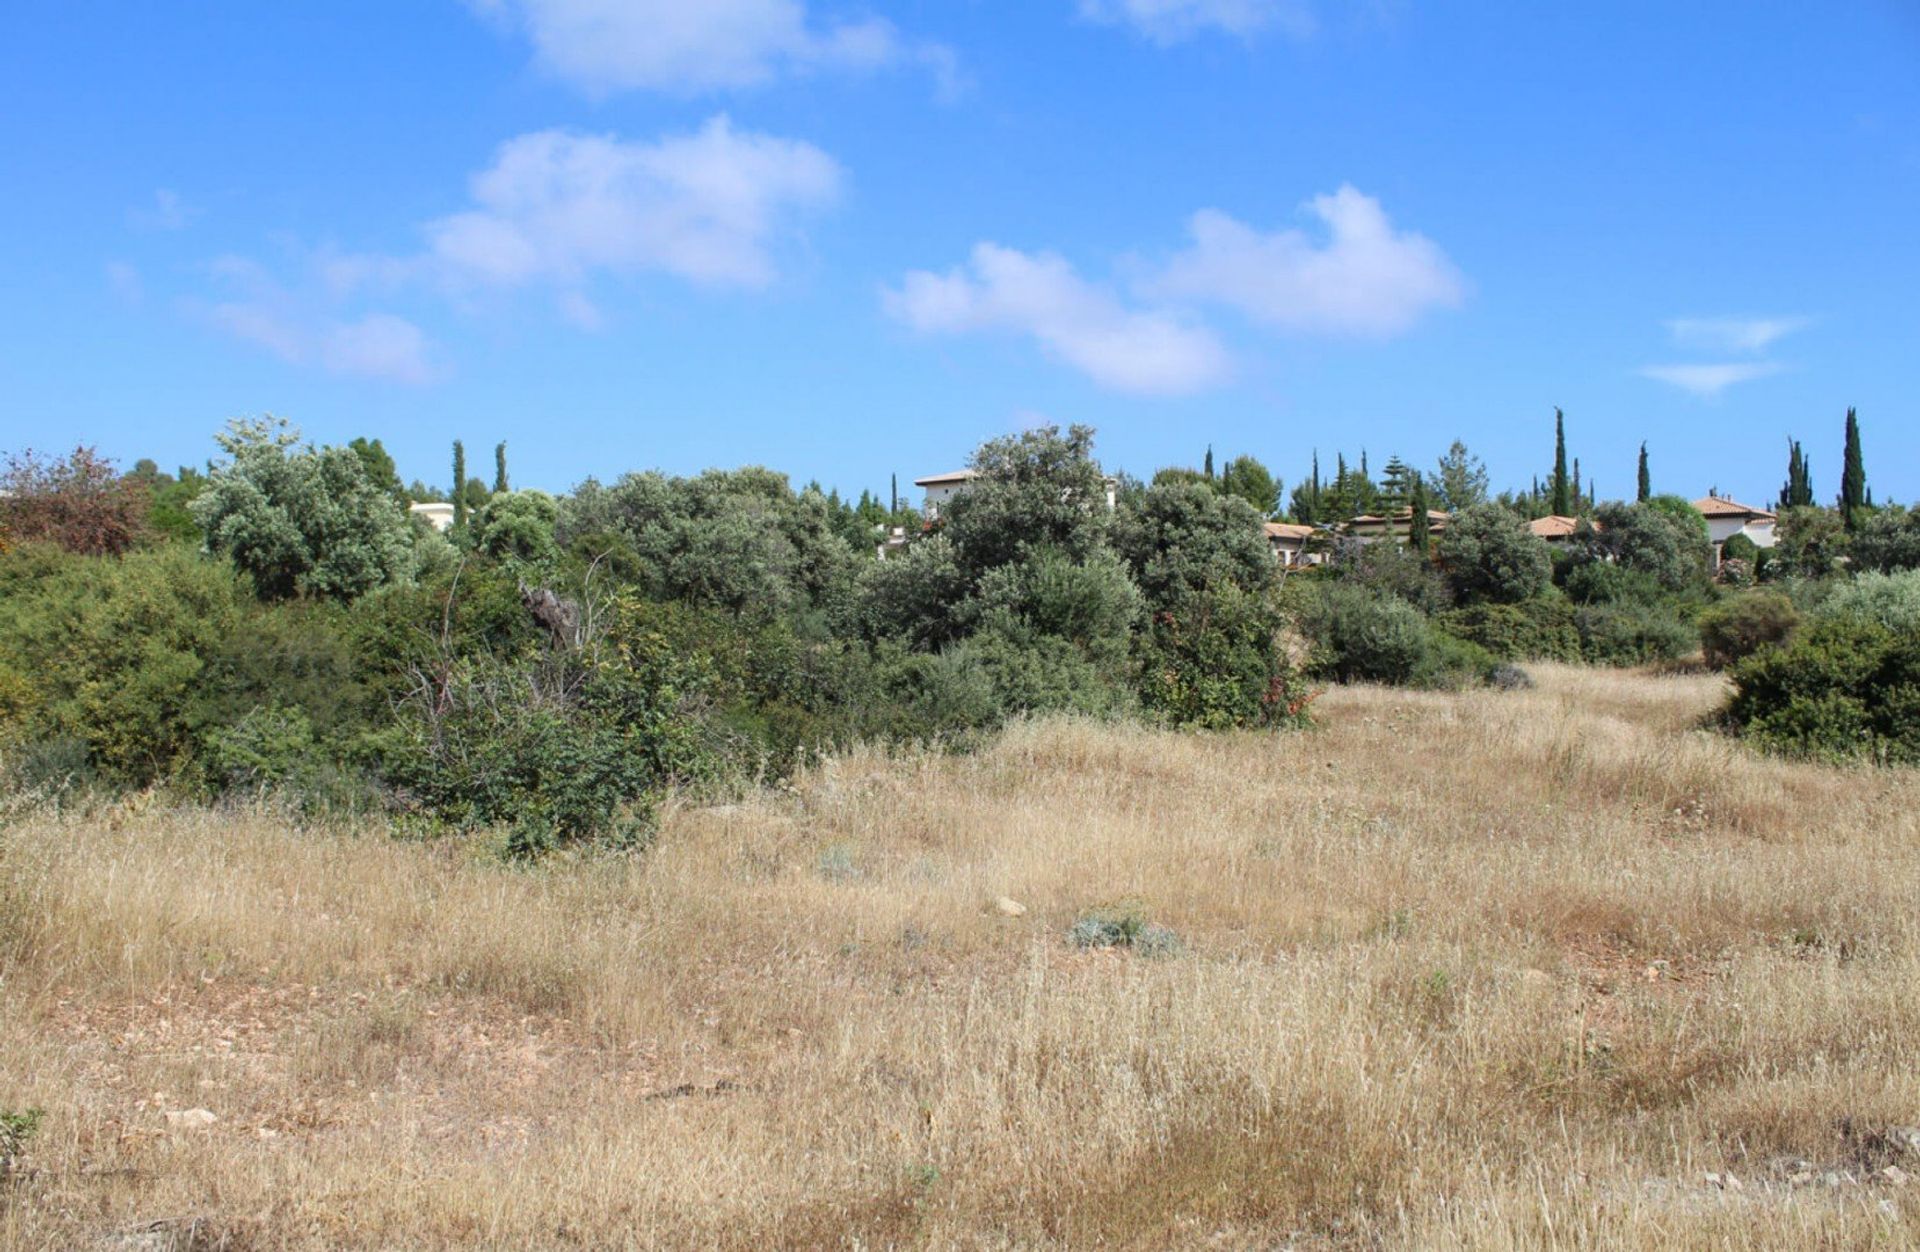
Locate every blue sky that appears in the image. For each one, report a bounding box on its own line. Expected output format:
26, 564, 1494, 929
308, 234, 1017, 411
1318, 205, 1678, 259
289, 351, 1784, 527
3, 1, 1916, 507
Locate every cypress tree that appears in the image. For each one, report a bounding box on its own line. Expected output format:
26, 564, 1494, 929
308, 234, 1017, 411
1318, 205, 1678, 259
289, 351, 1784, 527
1839, 407, 1867, 529
1407, 473, 1431, 554
451, 440, 468, 530
1636, 442, 1651, 503
1572, 457, 1582, 510
493, 442, 509, 494
1203, 445, 1215, 480
890, 472, 898, 516
1550, 408, 1571, 516
1779, 439, 1813, 509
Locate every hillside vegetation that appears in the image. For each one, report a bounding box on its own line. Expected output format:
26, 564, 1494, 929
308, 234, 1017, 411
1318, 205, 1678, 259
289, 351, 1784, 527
5, 665, 1919, 1249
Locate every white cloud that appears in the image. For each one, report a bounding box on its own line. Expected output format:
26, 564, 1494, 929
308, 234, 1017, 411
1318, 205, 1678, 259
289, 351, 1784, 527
470, 0, 952, 95
1639, 362, 1783, 399
884, 242, 1230, 395
1078, 0, 1315, 43
1664, 315, 1809, 354
422, 119, 841, 292
1148, 186, 1465, 336
128, 188, 194, 232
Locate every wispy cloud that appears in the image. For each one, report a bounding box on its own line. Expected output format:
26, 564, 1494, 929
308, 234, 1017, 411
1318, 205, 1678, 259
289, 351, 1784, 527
104, 261, 144, 306
469, 0, 957, 97
127, 188, 194, 232
1078, 0, 1315, 43
885, 242, 1231, 395
1664, 315, 1809, 355
197, 256, 442, 385
1638, 362, 1783, 399
1641, 313, 1805, 397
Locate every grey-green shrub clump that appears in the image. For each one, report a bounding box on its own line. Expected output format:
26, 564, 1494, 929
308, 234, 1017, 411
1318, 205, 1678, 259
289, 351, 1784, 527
193, 417, 416, 602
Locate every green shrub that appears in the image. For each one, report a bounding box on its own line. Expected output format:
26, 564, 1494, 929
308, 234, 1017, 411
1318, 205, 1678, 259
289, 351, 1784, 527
1720, 532, 1759, 567
1850, 506, 1920, 575
1818, 570, 1920, 635
1296, 583, 1431, 684
1437, 504, 1552, 605
0, 543, 246, 784
1727, 612, 1920, 764
1134, 583, 1309, 729
1698, 591, 1798, 669
1574, 601, 1698, 666
1436, 597, 1580, 662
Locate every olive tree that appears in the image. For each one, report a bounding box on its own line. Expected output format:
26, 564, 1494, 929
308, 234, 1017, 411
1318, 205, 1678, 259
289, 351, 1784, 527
192, 417, 415, 601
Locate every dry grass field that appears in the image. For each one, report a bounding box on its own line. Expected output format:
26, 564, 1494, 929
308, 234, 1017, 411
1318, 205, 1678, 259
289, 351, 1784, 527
4, 664, 1920, 1248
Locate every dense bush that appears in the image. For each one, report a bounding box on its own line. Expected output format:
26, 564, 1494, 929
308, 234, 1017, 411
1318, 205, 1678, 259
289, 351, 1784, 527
193, 418, 416, 602
1436, 597, 1580, 662
1850, 506, 1920, 575
0, 447, 149, 555
1437, 505, 1552, 604
1573, 601, 1698, 666
0, 543, 245, 784
1818, 570, 1920, 635
1727, 612, 1920, 764
1294, 582, 1492, 688
1576, 501, 1711, 592
1134, 583, 1308, 728
1699, 591, 1798, 669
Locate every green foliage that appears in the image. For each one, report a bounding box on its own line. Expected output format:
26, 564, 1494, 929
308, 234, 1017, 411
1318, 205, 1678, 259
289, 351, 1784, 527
379, 607, 719, 854
1636, 442, 1651, 503
1728, 607, 1920, 764
1109, 482, 1273, 607
193, 418, 415, 602
1550, 408, 1571, 517
560, 468, 859, 618
473, 489, 561, 564
1849, 505, 1920, 575
1218, 454, 1279, 517
1720, 532, 1760, 568
1432, 440, 1488, 512
1839, 407, 1867, 529
943, 424, 1111, 575
1698, 590, 1799, 669
1774, 506, 1849, 579
1437, 504, 1552, 605
1436, 597, 1580, 662
1570, 501, 1711, 593
1780, 438, 1813, 510
1296, 583, 1427, 684
1572, 601, 1698, 666
1135, 582, 1308, 729
148, 469, 207, 543
0, 543, 246, 784
348, 437, 403, 500
1330, 535, 1452, 614
1819, 570, 1920, 635
1, 1107, 43, 1164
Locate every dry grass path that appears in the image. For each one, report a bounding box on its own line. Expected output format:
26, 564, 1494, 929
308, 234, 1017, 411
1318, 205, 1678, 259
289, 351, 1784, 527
4, 666, 1919, 1247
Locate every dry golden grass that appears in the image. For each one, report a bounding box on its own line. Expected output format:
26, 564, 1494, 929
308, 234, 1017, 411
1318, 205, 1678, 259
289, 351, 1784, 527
4, 664, 1920, 1248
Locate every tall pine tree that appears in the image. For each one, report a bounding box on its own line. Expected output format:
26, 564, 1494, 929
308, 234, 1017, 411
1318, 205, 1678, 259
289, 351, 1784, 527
1549, 408, 1571, 516
493, 442, 509, 494
1839, 408, 1867, 529
451, 440, 468, 530
1636, 442, 1651, 503
1203, 445, 1215, 480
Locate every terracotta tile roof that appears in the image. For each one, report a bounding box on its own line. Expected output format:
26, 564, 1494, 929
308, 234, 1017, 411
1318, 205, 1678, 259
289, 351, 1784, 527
1528, 514, 1583, 538
1263, 522, 1315, 540
914, 470, 977, 487
1693, 496, 1776, 521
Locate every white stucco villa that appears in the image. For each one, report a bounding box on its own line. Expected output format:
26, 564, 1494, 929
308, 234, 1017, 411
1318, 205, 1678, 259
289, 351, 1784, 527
1693, 496, 1777, 564
409, 501, 455, 532
913, 470, 978, 520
